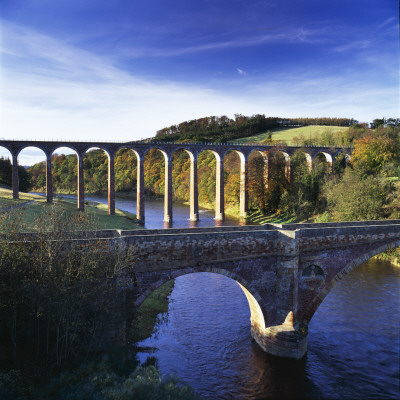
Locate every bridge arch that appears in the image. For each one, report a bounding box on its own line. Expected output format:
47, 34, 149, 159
113, 146, 145, 223
170, 148, 199, 221
197, 149, 224, 221
222, 149, 249, 218
134, 268, 266, 333
15, 146, 47, 198
272, 150, 291, 179
0, 146, 13, 189
143, 147, 173, 224
313, 151, 333, 174
303, 239, 400, 325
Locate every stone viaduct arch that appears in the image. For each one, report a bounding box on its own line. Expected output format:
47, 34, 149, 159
0, 140, 351, 224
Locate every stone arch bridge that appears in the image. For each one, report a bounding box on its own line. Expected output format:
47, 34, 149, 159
14, 219, 400, 359
0, 140, 351, 224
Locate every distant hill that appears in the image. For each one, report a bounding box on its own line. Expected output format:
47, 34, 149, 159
233, 125, 350, 146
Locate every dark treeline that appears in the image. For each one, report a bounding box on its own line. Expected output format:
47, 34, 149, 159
153, 114, 357, 143
0, 157, 31, 192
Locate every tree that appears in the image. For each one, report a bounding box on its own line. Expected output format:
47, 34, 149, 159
323, 168, 391, 221
351, 134, 399, 175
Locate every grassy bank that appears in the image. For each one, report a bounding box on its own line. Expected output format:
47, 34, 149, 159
0, 187, 45, 209
130, 280, 175, 343
233, 125, 349, 145
0, 188, 140, 231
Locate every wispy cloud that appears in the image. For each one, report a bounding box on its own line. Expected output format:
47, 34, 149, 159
237, 68, 247, 76
333, 40, 371, 53
377, 17, 396, 31
120, 27, 327, 58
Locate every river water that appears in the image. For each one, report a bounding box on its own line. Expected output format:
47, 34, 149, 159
47, 194, 400, 399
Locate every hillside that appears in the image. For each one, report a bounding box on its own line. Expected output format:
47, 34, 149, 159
233, 125, 350, 146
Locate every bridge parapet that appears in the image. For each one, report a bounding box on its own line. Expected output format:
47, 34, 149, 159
2, 220, 398, 360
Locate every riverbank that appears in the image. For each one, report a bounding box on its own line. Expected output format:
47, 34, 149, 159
0, 188, 140, 231
130, 280, 175, 344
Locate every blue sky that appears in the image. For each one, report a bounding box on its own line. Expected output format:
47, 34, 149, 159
0, 0, 398, 164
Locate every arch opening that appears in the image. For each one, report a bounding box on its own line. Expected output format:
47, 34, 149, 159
170, 149, 191, 204
48, 147, 79, 200
332, 151, 351, 175
143, 147, 171, 224
223, 149, 242, 217
0, 146, 14, 191
18, 146, 47, 194
197, 149, 222, 220
132, 270, 266, 340
248, 150, 269, 214
313, 152, 332, 176
265, 151, 289, 214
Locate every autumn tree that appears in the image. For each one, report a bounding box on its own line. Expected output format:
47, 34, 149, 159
351, 134, 399, 175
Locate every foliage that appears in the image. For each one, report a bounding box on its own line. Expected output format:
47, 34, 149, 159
278, 150, 326, 220
0, 203, 137, 370
323, 169, 392, 221
351, 131, 400, 175
0, 157, 32, 192
33, 359, 203, 400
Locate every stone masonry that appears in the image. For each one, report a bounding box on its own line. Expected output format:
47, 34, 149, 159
7, 219, 400, 359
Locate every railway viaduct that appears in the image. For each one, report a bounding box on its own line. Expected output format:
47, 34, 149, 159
0, 140, 350, 224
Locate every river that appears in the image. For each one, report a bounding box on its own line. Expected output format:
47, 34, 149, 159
45, 194, 400, 399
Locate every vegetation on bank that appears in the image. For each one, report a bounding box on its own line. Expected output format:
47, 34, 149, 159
130, 280, 175, 343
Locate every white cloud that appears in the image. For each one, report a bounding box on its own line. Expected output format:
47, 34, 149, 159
237, 68, 247, 76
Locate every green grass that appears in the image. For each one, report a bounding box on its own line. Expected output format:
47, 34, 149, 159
0, 188, 140, 231
0, 188, 45, 208
246, 209, 295, 225
130, 280, 175, 343
232, 125, 349, 145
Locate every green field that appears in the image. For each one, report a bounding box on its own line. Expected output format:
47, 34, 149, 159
233, 125, 349, 145
0, 187, 139, 231
0, 187, 46, 209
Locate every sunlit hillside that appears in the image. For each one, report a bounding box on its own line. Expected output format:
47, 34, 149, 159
233, 125, 349, 145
